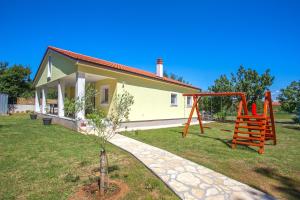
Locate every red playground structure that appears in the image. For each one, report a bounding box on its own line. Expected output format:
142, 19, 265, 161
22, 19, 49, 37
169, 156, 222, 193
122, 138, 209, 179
182, 91, 276, 154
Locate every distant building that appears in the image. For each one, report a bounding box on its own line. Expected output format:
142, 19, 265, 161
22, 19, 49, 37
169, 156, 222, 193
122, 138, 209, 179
272, 101, 281, 106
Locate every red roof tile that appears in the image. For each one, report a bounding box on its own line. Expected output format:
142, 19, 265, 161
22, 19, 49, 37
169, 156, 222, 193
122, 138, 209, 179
47, 46, 200, 90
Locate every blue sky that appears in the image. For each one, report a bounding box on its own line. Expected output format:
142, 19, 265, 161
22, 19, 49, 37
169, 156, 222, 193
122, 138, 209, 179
1, 0, 299, 97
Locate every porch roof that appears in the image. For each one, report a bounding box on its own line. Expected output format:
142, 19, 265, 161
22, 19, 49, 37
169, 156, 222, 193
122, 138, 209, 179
40, 46, 200, 90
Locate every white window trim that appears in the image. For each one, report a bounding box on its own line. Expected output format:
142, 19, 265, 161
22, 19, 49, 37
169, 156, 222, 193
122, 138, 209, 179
186, 96, 192, 107
100, 85, 109, 106
171, 93, 178, 107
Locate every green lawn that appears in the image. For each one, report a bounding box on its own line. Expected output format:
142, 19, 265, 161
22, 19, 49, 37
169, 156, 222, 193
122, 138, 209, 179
0, 114, 177, 200
123, 120, 300, 199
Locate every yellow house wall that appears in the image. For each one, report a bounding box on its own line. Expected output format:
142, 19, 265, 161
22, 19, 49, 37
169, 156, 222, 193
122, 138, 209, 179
94, 79, 117, 115
34, 50, 77, 87
65, 87, 75, 99
78, 63, 198, 121
118, 82, 196, 121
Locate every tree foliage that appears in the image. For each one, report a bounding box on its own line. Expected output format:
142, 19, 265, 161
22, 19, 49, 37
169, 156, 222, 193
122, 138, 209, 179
76, 87, 134, 195
86, 90, 134, 150
278, 80, 300, 113
208, 75, 235, 113
231, 66, 274, 104
0, 62, 33, 101
294, 106, 300, 125
203, 65, 274, 114
164, 70, 190, 84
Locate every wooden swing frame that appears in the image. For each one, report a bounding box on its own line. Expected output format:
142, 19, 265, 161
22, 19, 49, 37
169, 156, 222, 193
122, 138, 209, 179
182, 92, 248, 137
182, 91, 276, 154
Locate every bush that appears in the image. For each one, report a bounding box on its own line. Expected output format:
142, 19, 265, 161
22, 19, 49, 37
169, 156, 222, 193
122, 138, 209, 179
213, 110, 227, 121
293, 106, 300, 125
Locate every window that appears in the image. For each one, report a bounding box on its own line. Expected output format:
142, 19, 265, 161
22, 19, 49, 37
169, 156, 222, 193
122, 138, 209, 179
100, 85, 109, 105
47, 56, 52, 79
171, 93, 178, 106
187, 96, 192, 107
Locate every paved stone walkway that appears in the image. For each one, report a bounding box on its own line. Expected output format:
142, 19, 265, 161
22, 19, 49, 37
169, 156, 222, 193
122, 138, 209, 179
109, 134, 275, 200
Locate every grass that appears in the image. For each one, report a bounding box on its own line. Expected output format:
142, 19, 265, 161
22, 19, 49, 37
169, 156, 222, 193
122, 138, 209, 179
0, 114, 177, 200
123, 116, 300, 199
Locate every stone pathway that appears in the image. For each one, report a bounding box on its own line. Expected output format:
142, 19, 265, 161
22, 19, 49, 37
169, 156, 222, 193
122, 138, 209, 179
109, 134, 275, 200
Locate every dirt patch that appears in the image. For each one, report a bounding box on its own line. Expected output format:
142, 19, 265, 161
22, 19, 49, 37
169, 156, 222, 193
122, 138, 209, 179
69, 179, 129, 200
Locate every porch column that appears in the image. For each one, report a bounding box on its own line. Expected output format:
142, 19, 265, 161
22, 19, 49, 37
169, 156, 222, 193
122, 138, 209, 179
57, 80, 65, 117
75, 72, 85, 120
35, 89, 41, 113
41, 87, 47, 114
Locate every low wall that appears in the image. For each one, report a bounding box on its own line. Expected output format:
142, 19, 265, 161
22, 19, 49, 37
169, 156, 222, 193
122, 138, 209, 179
35, 114, 203, 134
16, 98, 34, 105
36, 113, 78, 131
9, 104, 34, 113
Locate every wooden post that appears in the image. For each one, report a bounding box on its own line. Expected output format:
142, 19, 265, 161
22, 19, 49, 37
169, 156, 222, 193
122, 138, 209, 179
240, 94, 248, 115
195, 96, 204, 134
182, 92, 248, 138
266, 91, 276, 145
183, 95, 198, 137
232, 101, 243, 149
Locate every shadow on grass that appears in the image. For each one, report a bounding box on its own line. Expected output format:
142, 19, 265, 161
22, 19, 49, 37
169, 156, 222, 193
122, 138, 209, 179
183, 131, 259, 153
275, 121, 296, 124
200, 134, 258, 153
108, 165, 120, 173
0, 124, 15, 130
254, 167, 300, 199
282, 125, 300, 131
92, 165, 120, 173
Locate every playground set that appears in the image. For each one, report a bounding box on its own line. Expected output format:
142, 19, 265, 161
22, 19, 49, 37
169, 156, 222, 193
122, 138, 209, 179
182, 91, 276, 154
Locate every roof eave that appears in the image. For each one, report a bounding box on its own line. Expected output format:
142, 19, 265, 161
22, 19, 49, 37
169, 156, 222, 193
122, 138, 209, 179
76, 59, 200, 90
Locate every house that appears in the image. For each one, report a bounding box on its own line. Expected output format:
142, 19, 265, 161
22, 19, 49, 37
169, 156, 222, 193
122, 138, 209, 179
33, 46, 200, 130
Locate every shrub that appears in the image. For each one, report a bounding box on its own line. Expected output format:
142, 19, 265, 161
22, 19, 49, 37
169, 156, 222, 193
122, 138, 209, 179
293, 105, 300, 125
213, 110, 227, 121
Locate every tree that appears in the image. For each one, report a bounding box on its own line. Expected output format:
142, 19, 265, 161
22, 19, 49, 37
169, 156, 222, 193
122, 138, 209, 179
163, 70, 190, 84
294, 105, 300, 126
0, 62, 8, 74
63, 86, 134, 195
277, 80, 300, 113
86, 90, 134, 195
204, 65, 274, 115
231, 65, 274, 105
0, 62, 33, 102
208, 75, 235, 113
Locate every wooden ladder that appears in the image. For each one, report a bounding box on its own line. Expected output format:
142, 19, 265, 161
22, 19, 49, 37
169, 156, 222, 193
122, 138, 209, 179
232, 91, 276, 154
265, 117, 276, 144
232, 115, 267, 154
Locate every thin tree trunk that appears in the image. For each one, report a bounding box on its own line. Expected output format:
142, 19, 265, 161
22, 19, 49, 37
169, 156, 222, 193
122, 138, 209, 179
99, 149, 107, 196
105, 151, 109, 187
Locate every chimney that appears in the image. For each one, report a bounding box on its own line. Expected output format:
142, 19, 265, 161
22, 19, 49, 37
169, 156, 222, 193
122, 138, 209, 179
156, 58, 163, 77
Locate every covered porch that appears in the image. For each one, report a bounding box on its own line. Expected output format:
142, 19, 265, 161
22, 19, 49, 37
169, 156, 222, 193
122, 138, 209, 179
34, 71, 116, 123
